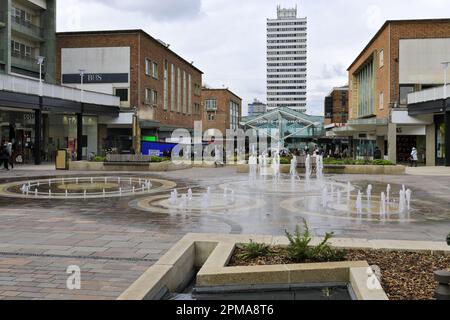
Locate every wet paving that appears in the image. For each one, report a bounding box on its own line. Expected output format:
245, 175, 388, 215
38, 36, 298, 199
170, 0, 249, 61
0, 167, 449, 299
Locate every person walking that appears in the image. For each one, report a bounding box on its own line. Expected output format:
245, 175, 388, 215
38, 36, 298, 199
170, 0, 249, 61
410, 147, 418, 167
0, 144, 9, 171
5, 141, 13, 169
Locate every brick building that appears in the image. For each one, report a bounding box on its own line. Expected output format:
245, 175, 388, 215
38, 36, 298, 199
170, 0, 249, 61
201, 88, 241, 137
324, 86, 348, 126
56, 30, 203, 155
329, 19, 450, 165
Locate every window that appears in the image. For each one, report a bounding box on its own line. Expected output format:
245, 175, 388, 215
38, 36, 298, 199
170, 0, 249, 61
145, 89, 157, 105
145, 59, 151, 76
188, 74, 192, 115
171, 64, 175, 111
193, 103, 200, 115
152, 90, 158, 105
208, 113, 215, 121
379, 92, 384, 110
205, 99, 217, 111
114, 88, 129, 102
400, 85, 414, 106
182, 71, 187, 114
164, 60, 168, 110
152, 62, 158, 79
177, 68, 181, 112
379, 49, 384, 68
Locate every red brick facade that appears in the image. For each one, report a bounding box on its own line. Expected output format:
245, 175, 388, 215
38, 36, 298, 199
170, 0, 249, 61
56, 30, 203, 132
348, 19, 450, 120
201, 89, 242, 136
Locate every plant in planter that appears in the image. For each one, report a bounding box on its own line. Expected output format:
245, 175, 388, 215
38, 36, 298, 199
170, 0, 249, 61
285, 219, 346, 263
237, 240, 271, 260
447, 232, 450, 246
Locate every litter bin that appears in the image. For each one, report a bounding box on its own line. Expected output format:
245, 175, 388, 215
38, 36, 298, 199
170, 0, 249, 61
56, 149, 69, 170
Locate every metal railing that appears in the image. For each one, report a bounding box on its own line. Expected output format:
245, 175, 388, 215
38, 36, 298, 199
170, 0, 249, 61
0, 73, 120, 107
10, 15, 43, 38
408, 85, 450, 105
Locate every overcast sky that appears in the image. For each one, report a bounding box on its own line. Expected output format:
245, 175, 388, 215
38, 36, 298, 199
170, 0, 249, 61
57, 0, 449, 116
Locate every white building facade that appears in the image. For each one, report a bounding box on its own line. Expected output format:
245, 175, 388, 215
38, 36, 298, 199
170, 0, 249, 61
266, 6, 307, 112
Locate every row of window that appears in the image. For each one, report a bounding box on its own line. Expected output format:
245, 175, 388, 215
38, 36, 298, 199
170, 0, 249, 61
267, 92, 307, 96
145, 58, 199, 115
267, 86, 306, 90
267, 21, 307, 26
267, 34, 307, 38
267, 80, 307, 84
268, 104, 307, 109
145, 59, 159, 79
267, 62, 306, 67
267, 68, 307, 73
11, 40, 33, 58
267, 28, 307, 33
267, 39, 306, 44
267, 45, 307, 50
267, 57, 306, 62
268, 97, 307, 102
267, 51, 306, 56
268, 74, 306, 78
11, 6, 33, 25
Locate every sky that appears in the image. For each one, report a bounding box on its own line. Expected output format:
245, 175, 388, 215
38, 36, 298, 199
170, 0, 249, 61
57, 0, 450, 116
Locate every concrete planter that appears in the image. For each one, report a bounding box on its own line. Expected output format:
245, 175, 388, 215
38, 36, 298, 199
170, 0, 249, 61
118, 234, 389, 301
236, 164, 406, 175
68, 161, 191, 172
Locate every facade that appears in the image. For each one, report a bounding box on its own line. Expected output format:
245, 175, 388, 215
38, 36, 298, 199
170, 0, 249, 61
56, 30, 203, 155
0, 1, 119, 165
0, 0, 56, 83
324, 86, 349, 125
266, 5, 307, 112
329, 19, 450, 165
248, 98, 267, 117
201, 88, 241, 136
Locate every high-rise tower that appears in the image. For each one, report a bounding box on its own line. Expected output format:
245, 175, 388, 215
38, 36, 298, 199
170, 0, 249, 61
267, 5, 307, 112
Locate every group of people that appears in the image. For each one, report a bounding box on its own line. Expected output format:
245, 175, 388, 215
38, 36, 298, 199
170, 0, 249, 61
0, 140, 13, 171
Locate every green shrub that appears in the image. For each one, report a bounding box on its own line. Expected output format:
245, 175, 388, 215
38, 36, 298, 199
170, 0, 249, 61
150, 156, 169, 163
91, 156, 106, 162
371, 159, 394, 166
324, 158, 393, 166
285, 219, 346, 263
237, 240, 271, 260
280, 157, 292, 165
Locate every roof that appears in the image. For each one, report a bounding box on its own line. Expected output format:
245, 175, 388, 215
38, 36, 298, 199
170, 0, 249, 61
347, 18, 450, 71
56, 29, 204, 74
201, 88, 242, 101
241, 107, 323, 124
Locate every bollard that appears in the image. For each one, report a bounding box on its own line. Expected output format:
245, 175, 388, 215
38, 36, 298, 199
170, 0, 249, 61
434, 270, 450, 300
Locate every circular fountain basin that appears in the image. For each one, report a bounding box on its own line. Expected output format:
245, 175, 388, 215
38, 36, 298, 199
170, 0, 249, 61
0, 176, 177, 199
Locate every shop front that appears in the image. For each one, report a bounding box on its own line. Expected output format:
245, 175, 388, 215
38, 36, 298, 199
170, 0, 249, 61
0, 109, 36, 164
0, 73, 120, 165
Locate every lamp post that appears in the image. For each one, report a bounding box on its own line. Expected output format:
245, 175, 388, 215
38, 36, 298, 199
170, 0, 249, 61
443, 62, 450, 167
79, 69, 86, 102
36, 56, 45, 96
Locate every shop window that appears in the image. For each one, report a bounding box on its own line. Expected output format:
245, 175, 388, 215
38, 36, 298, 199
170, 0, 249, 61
399, 85, 414, 106
114, 88, 128, 102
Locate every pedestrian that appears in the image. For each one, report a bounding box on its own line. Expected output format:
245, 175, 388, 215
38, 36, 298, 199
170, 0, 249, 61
410, 147, 418, 167
6, 140, 13, 169
0, 144, 9, 171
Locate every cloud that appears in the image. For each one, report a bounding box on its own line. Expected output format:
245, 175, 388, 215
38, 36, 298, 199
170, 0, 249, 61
57, 0, 450, 117
87, 0, 202, 22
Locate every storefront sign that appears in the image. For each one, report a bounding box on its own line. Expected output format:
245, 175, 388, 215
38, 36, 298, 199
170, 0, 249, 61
62, 73, 129, 84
